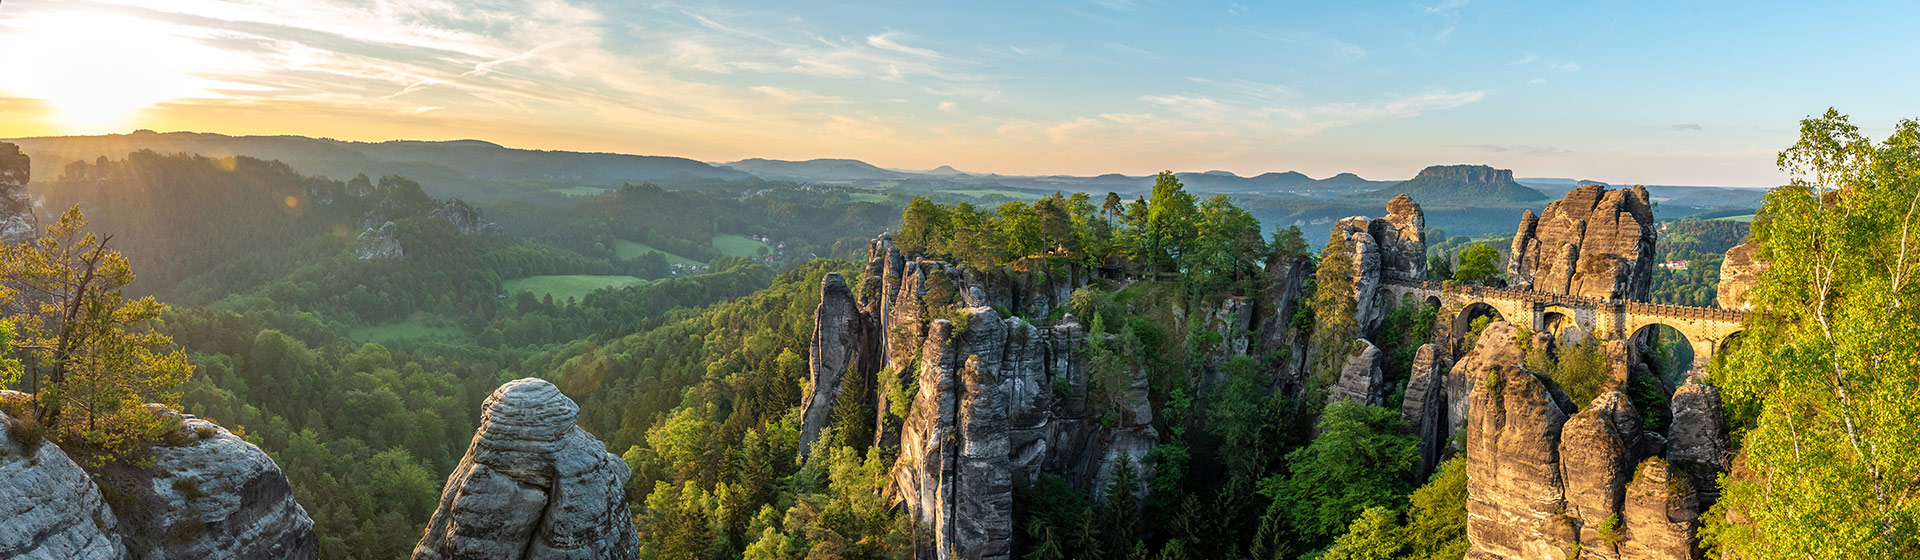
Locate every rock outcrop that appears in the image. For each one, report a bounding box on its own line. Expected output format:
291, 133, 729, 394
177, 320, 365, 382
414, 378, 637, 560
0, 142, 35, 245
0, 406, 125, 560
1715, 240, 1766, 311
356, 221, 404, 260
801, 235, 1180, 560
1400, 343, 1451, 477
1460, 322, 1728, 560
1326, 196, 1427, 338
798, 272, 876, 458
429, 199, 503, 236
1254, 252, 1313, 387
1, 393, 317, 560
1328, 339, 1385, 407
97, 410, 319, 559
1506, 184, 1659, 300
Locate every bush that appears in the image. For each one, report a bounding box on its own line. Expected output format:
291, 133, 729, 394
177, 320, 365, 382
5, 416, 46, 458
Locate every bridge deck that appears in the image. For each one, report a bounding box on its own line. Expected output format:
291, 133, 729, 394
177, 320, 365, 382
1380, 278, 1747, 323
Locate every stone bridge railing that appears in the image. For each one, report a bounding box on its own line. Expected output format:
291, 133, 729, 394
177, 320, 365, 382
1380, 277, 1748, 323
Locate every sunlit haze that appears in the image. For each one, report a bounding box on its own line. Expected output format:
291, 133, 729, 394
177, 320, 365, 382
3, 0, 1918, 185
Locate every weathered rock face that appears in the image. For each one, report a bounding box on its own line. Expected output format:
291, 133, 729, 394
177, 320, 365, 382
429, 199, 503, 236
0, 142, 35, 245
1715, 240, 1766, 311
1665, 384, 1730, 508
356, 221, 404, 260
101, 411, 319, 560
1460, 323, 1728, 560
1328, 339, 1385, 407
1446, 322, 1530, 445
1374, 193, 1428, 281
1506, 184, 1658, 300
798, 272, 875, 458
1334, 216, 1385, 337
1400, 343, 1451, 477
0, 407, 125, 560
1, 393, 317, 560
1254, 253, 1313, 387
414, 378, 637, 560
1465, 352, 1576, 560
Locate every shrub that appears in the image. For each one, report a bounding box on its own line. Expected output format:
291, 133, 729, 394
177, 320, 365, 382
5, 416, 46, 458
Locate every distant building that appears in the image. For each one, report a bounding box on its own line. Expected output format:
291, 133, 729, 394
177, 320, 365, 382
1660, 260, 1690, 270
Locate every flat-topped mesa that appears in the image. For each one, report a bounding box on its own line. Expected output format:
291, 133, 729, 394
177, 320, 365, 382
1506, 183, 1658, 300
1, 141, 36, 245
1416, 164, 1514, 184
414, 378, 637, 560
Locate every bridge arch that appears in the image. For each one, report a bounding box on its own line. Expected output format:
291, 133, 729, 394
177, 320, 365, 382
1451, 302, 1504, 342
1627, 323, 1700, 384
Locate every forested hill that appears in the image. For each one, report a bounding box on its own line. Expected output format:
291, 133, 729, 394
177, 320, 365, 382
6, 130, 749, 202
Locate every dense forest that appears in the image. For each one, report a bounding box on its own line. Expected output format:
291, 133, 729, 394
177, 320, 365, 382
20, 113, 1909, 560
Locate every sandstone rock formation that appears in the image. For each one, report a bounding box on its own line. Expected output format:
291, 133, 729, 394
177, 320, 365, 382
429, 199, 503, 236
800, 235, 1179, 560
1, 392, 317, 560
1327, 339, 1385, 407
356, 221, 404, 260
1460, 322, 1727, 560
1506, 184, 1658, 300
414, 378, 637, 560
98, 410, 319, 559
0, 405, 125, 560
0, 142, 36, 245
1400, 343, 1451, 477
798, 272, 878, 458
1327, 196, 1427, 338
1715, 240, 1766, 311
1254, 252, 1313, 387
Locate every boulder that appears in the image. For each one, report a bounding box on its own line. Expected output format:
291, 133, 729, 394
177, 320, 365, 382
414, 379, 636, 560
356, 221, 404, 260
1327, 339, 1385, 407
0, 406, 125, 560
1506, 184, 1658, 300
1715, 241, 1766, 311
95, 412, 319, 560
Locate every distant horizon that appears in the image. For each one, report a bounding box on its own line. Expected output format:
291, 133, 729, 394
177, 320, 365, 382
4, 128, 1777, 189
4, 1, 1915, 188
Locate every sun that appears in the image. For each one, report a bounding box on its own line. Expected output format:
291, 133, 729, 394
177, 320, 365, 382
0, 9, 241, 133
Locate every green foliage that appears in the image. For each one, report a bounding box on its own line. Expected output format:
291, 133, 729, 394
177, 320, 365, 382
1321, 506, 1407, 560
1261, 401, 1419, 550
1454, 243, 1502, 286
1310, 231, 1360, 390
1403, 457, 1470, 560
1709, 110, 1920, 558
1527, 338, 1611, 409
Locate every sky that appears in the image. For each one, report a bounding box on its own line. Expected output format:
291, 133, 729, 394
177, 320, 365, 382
1, 1, 1915, 186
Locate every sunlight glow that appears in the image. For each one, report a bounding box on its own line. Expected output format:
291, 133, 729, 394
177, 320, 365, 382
0, 10, 245, 133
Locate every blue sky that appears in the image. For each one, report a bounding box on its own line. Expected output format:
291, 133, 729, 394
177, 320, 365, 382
1, 0, 1915, 185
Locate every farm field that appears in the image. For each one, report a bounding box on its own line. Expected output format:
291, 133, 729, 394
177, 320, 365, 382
613, 239, 704, 264
712, 234, 771, 257
503, 275, 651, 302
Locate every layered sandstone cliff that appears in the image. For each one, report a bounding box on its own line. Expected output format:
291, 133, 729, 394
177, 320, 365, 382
1459, 321, 1727, 560
1506, 184, 1658, 300
413, 378, 637, 560
1715, 240, 1766, 311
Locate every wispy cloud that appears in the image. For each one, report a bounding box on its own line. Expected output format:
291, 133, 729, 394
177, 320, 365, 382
1463, 144, 1568, 155
1670, 123, 1703, 131
1508, 52, 1538, 65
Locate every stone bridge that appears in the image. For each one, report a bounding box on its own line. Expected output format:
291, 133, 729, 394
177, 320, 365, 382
1378, 278, 1748, 374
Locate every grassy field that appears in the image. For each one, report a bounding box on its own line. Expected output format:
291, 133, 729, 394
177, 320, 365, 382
935, 188, 1044, 201
1712, 213, 1757, 222
350, 318, 466, 343
849, 192, 891, 202
550, 186, 610, 197
712, 234, 770, 257
613, 239, 703, 264
503, 275, 650, 302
